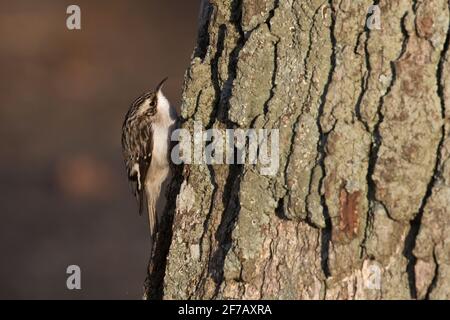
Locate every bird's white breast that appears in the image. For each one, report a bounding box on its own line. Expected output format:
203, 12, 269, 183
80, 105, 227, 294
152, 124, 170, 166
151, 91, 176, 167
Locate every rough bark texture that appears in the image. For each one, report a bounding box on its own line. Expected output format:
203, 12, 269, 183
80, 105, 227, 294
152, 0, 450, 299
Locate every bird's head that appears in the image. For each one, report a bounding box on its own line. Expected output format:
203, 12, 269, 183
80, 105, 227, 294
133, 77, 169, 117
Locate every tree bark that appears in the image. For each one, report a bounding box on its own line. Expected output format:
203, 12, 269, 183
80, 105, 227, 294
151, 0, 450, 299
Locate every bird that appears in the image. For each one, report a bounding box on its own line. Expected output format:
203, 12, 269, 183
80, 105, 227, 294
121, 78, 177, 252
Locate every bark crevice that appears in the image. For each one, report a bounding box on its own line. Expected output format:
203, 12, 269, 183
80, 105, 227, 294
425, 248, 440, 299
317, 0, 337, 279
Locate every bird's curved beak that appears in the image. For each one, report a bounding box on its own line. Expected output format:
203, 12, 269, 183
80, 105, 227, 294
156, 77, 168, 93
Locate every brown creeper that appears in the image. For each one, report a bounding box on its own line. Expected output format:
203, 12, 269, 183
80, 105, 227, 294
121, 78, 177, 250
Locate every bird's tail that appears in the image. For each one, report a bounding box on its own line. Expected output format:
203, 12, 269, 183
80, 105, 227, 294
145, 170, 171, 259
146, 182, 161, 255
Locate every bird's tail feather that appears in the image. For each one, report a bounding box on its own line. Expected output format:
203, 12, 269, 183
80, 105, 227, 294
146, 192, 158, 254
145, 171, 171, 259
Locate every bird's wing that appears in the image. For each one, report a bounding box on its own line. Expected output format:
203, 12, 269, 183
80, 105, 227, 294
122, 120, 154, 216
138, 122, 153, 215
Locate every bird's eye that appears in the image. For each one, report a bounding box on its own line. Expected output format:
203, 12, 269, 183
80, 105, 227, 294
150, 100, 156, 107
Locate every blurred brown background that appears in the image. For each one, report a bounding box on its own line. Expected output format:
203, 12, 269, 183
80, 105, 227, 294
0, 0, 199, 299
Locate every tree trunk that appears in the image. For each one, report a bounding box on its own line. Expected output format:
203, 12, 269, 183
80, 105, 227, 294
151, 0, 450, 300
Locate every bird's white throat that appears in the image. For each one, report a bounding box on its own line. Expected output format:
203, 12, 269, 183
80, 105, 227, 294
157, 90, 174, 124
